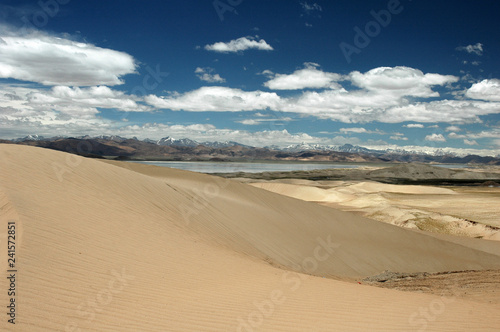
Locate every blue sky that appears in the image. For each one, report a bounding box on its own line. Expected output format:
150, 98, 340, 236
1, 0, 500, 155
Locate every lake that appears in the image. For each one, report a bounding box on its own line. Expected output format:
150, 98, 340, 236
129, 161, 473, 173
130, 161, 362, 173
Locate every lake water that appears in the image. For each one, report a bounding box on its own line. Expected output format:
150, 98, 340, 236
130, 161, 473, 173
130, 161, 362, 173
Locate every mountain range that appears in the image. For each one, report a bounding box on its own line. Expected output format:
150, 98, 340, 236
2, 135, 500, 165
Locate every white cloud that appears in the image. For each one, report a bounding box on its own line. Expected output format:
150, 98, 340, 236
390, 135, 408, 141
145, 86, 282, 112
349, 66, 458, 98
0, 84, 151, 139
339, 127, 386, 135
195, 67, 225, 83
204, 36, 273, 53
259, 69, 274, 77
263, 63, 342, 90
340, 127, 367, 134
236, 116, 292, 125
144, 67, 500, 124
281, 88, 402, 122
0, 29, 136, 86
383, 100, 500, 123
466, 79, 500, 101
425, 133, 446, 142
456, 43, 483, 56
236, 119, 260, 125
448, 132, 465, 139
301, 2, 322, 13
404, 124, 424, 128
449, 129, 500, 141
464, 139, 478, 146
1, 84, 149, 112
445, 125, 461, 132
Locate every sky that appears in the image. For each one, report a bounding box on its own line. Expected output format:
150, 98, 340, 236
1, 0, 500, 155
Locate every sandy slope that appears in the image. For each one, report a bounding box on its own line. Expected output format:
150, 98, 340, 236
1, 144, 500, 331
250, 180, 500, 239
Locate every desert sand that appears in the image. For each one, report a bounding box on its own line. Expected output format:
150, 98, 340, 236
248, 179, 500, 239
1, 144, 500, 331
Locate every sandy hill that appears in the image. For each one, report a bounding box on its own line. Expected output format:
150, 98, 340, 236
1, 144, 500, 331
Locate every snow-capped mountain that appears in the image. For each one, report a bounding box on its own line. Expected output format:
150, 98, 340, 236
13, 135, 45, 142
9, 135, 500, 160
281, 143, 378, 154
156, 137, 199, 147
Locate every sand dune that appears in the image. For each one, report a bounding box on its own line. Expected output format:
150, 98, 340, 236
1, 144, 500, 331
249, 180, 500, 239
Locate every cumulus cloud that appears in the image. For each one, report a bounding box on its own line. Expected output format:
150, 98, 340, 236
445, 125, 461, 132
144, 67, 500, 124
236, 119, 260, 125
466, 79, 500, 101
340, 127, 368, 134
0, 30, 137, 86
456, 43, 483, 56
0, 84, 151, 139
195, 67, 225, 83
236, 116, 292, 125
448, 132, 465, 139
27, 85, 151, 112
425, 133, 446, 142
145, 86, 282, 112
281, 88, 402, 122
449, 129, 500, 141
383, 100, 500, 123
464, 139, 478, 146
390, 135, 408, 141
349, 66, 458, 98
339, 127, 385, 135
263, 63, 342, 90
204, 36, 273, 53
404, 124, 424, 128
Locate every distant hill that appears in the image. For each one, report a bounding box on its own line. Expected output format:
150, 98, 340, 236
2, 136, 384, 163
2, 135, 500, 164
